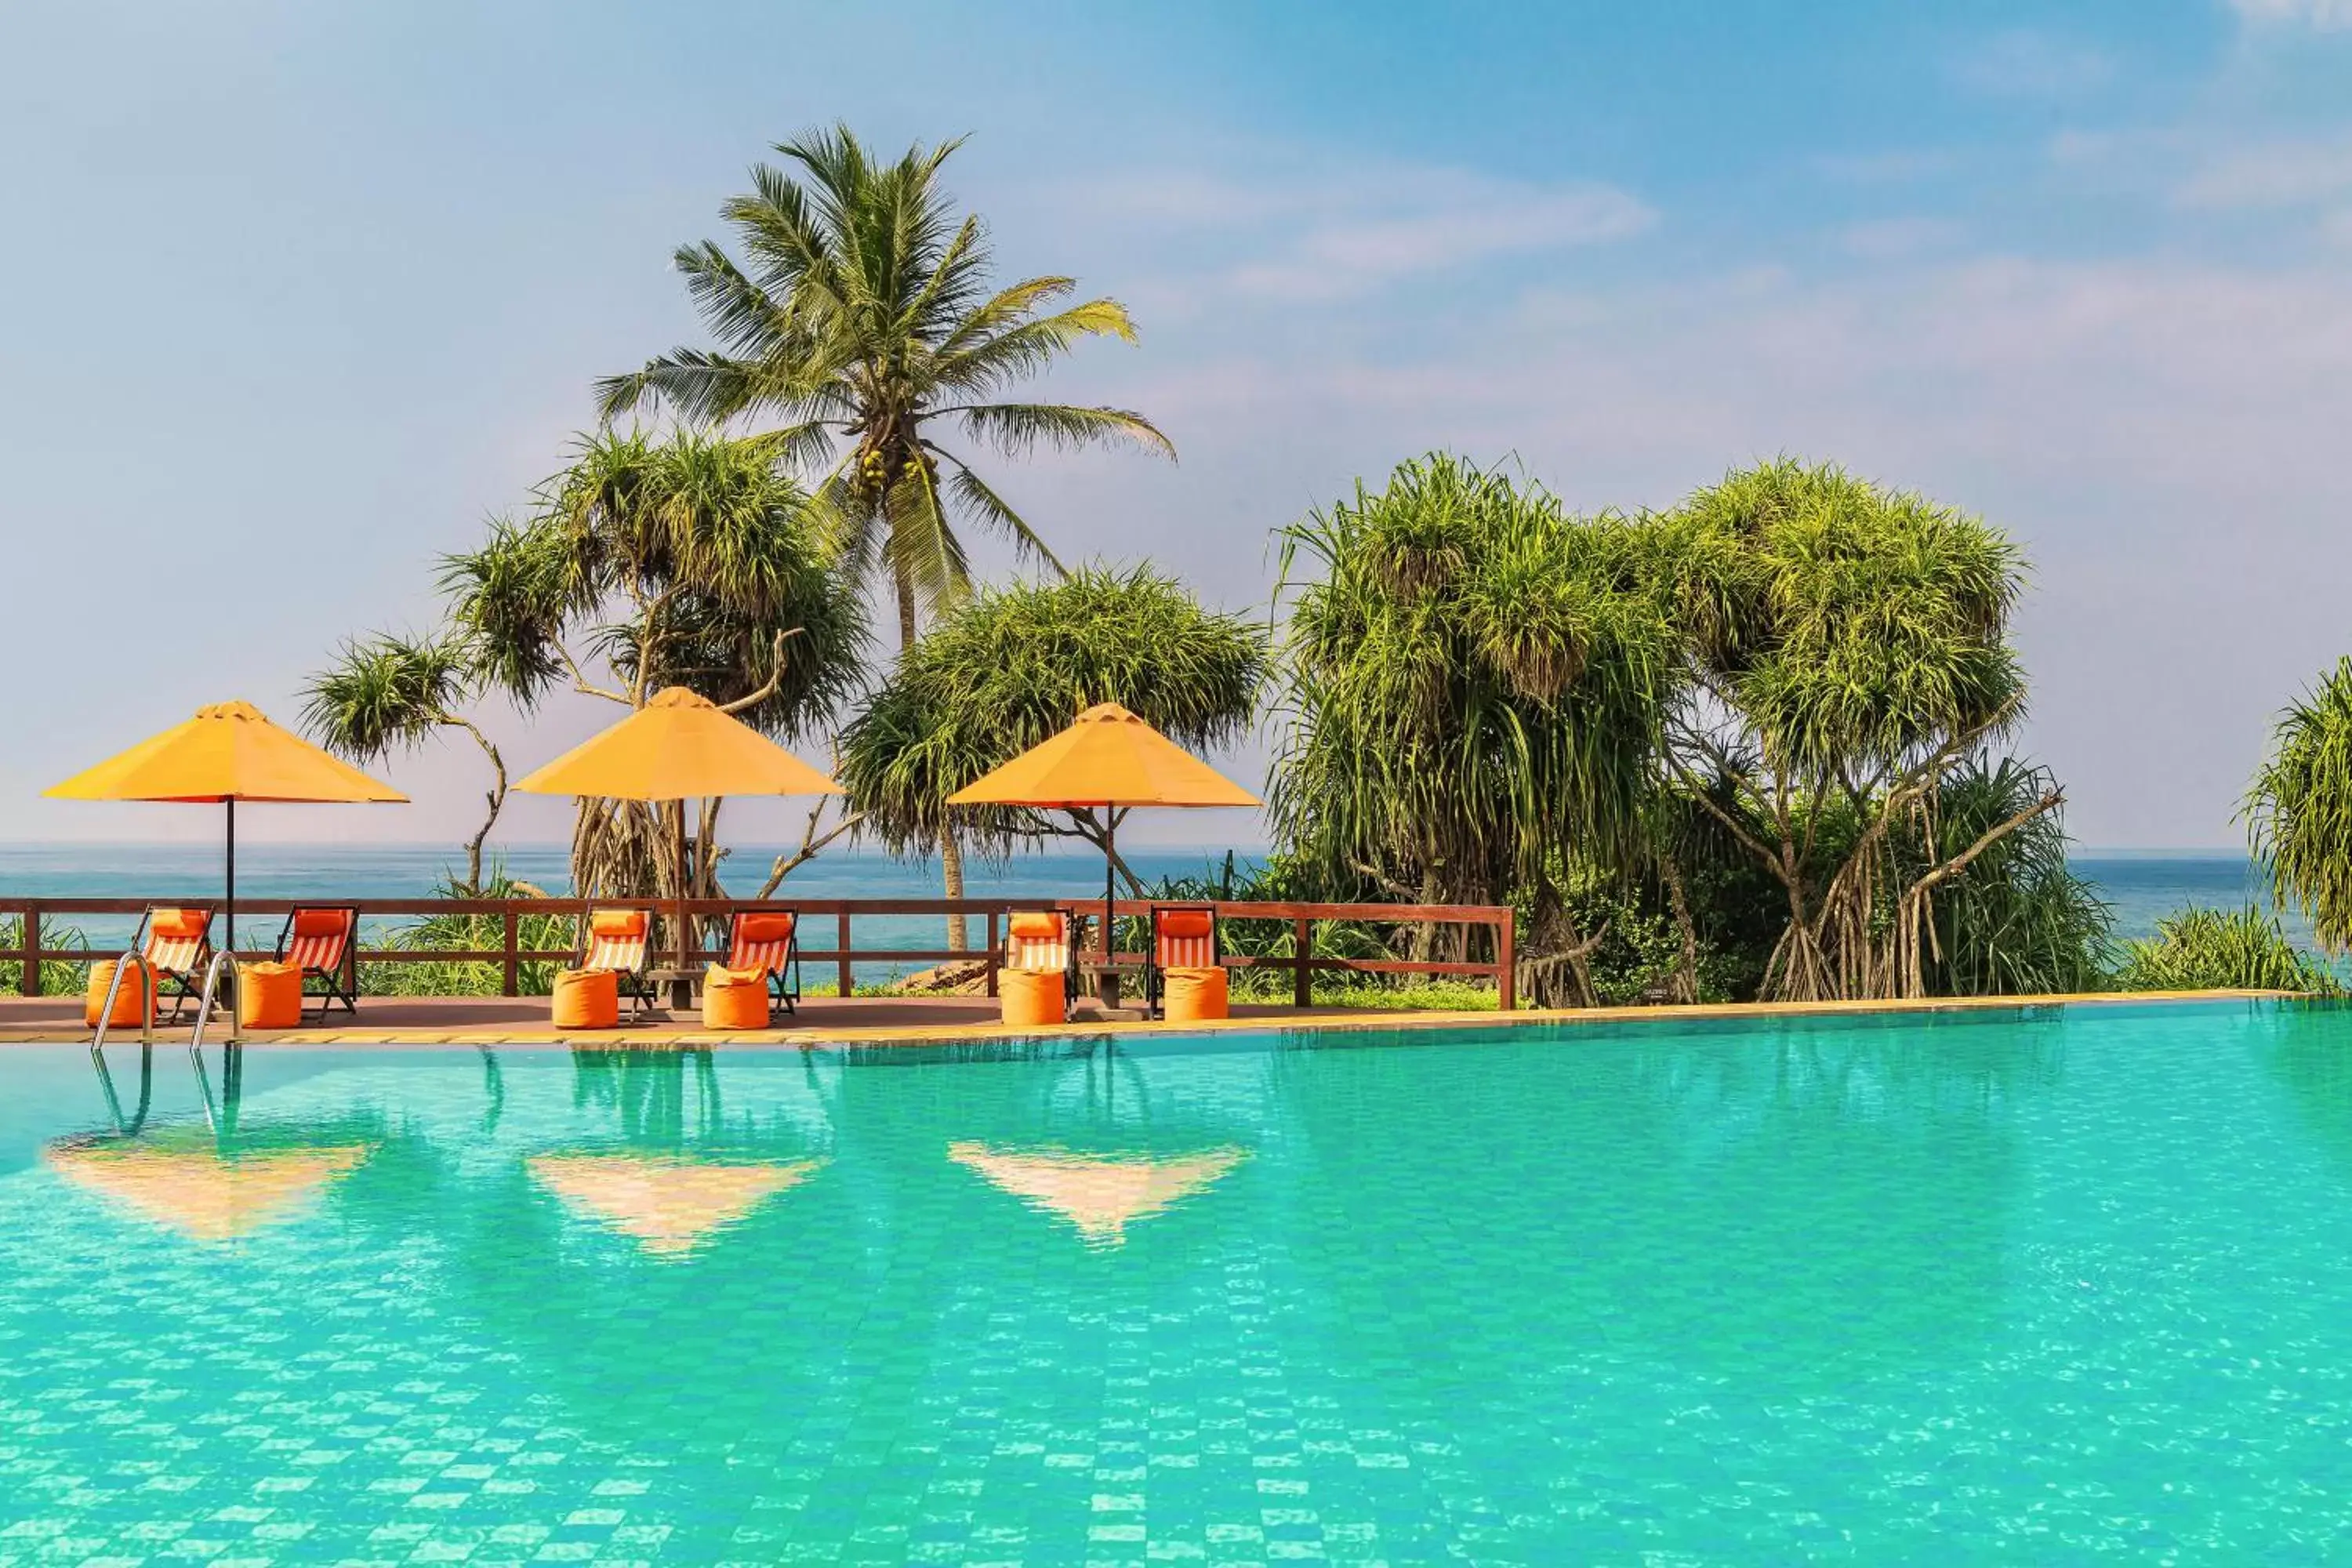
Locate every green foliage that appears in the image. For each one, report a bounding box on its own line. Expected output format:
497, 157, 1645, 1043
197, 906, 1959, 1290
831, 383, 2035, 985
303, 632, 507, 893
1271, 453, 1671, 922
1661, 459, 2024, 782
1656, 459, 2040, 1001
361, 868, 579, 999
598, 124, 1169, 644
2246, 655, 2352, 952
448, 428, 864, 737
1917, 757, 2111, 996
2111, 906, 2339, 996
0, 916, 92, 997
439, 429, 866, 905
840, 565, 1265, 866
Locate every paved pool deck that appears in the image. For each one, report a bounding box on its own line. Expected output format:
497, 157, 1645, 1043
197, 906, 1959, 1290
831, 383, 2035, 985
0, 988, 2285, 1049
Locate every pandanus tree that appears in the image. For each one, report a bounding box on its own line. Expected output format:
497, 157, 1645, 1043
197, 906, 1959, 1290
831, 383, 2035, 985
838, 565, 1263, 927
442, 429, 862, 924
302, 633, 510, 895
1654, 459, 2061, 1001
596, 125, 1174, 938
2245, 655, 2352, 951
1269, 455, 1677, 1007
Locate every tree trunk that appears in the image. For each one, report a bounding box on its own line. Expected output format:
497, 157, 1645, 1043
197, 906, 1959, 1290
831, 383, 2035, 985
895, 562, 969, 951
1660, 854, 1700, 1004
940, 833, 969, 953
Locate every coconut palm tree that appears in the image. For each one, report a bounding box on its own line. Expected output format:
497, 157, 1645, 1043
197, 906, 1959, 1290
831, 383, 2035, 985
303, 632, 508, 895
596, 123, 1173, 649
597, 125, 1173, 937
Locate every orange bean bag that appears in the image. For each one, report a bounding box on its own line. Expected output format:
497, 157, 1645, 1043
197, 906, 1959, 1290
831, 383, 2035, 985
238, 961, 304, 1030
85, 959, 155, 1029
552, 967, 621, 1030
1000, 964, 1066, 1028
1161, 966, 1229, 1023
702, 964, 771, 1030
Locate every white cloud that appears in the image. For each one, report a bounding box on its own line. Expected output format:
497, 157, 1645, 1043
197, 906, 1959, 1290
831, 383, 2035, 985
1838, 216, 1965, 260
1229, 182, 1654, 302
2227, 0, 2352, 28
1062, 159, 1655, 306
2174, 132, 2352, 208
1948, 30, 2115, 97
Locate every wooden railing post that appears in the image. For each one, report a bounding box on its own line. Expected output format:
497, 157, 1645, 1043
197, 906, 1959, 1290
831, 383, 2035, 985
1497, 908, 1515, 1012
985, 911, 1000, 998
1294, 916, 1312, 1008
502, 909, 520, 998
837, 911, 853, 998
16, 907, 37, 998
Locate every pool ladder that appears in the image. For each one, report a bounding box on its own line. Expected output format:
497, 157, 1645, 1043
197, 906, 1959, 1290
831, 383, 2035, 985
89, 948, 242, 1134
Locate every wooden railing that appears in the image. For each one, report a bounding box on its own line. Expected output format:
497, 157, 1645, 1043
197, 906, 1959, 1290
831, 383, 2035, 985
3, 896, 1515, 1010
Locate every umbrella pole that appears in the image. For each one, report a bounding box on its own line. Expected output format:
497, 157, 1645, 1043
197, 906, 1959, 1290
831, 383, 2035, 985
674, 799, 692, 974
223, 797, 235, 968
1103, 808, 1117, 996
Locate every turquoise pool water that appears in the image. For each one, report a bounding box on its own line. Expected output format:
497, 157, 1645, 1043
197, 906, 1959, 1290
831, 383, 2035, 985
3, 1003, 2351, 1563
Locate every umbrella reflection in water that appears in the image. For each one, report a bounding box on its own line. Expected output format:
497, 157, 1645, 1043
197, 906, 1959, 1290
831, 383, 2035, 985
46, 1050, 376, 1243
949, 1041, 1250, 1248
525, 1048, 829, 1260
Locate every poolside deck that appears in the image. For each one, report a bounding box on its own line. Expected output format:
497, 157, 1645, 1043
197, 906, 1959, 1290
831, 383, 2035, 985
0, 991, 1475, 1047
0, 987, 2285, 1048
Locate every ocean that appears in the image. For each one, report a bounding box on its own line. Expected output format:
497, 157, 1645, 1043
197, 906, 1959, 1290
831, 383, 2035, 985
1, 843, 2285, 965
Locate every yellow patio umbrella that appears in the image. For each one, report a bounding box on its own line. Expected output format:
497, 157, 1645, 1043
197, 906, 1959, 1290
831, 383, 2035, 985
946, 702, 1259, 964
46, 700, 407, 957
514, 686, 840, 964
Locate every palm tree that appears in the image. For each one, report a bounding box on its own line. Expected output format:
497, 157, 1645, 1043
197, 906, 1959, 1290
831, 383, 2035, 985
597, 126, 1173, 947
840, 564, 1263, 892
443, 429, 865, 925
303, 633, 508, 895
2245, 656, 2352, 951
596, 123, 1174, 649
1269, 454, 1675, 1005
1653, 459, 2055, 1001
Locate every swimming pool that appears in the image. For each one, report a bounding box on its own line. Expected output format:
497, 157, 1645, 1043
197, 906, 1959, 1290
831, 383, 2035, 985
2, 1001, 2349, 1563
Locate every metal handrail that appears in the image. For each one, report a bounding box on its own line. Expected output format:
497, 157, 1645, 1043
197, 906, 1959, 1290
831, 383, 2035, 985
89, 948, 156, 1134
89, 948, 156, 1056
188, 949, 242, 1053
187, 950, 243, 1136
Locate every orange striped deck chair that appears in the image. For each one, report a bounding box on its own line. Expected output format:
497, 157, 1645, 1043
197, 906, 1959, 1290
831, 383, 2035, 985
1146, 905, 1222, 1018
1004, 909, 1077, 1005
578, 906, 656, 1018
272, 906, 359, 1020
726, 909, 803, 1014
140, 906, 215, 1022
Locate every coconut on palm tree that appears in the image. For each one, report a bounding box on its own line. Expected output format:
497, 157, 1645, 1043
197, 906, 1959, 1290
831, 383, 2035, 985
597, 124, 1173, 940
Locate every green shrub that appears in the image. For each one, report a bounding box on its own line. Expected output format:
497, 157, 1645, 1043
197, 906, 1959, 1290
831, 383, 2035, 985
0, 916, 93, 997
2111, 906, 2339, 995
361, 866, 578, 999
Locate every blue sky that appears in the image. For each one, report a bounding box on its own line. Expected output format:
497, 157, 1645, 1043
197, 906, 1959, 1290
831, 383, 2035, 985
5, 0, 2352, 848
